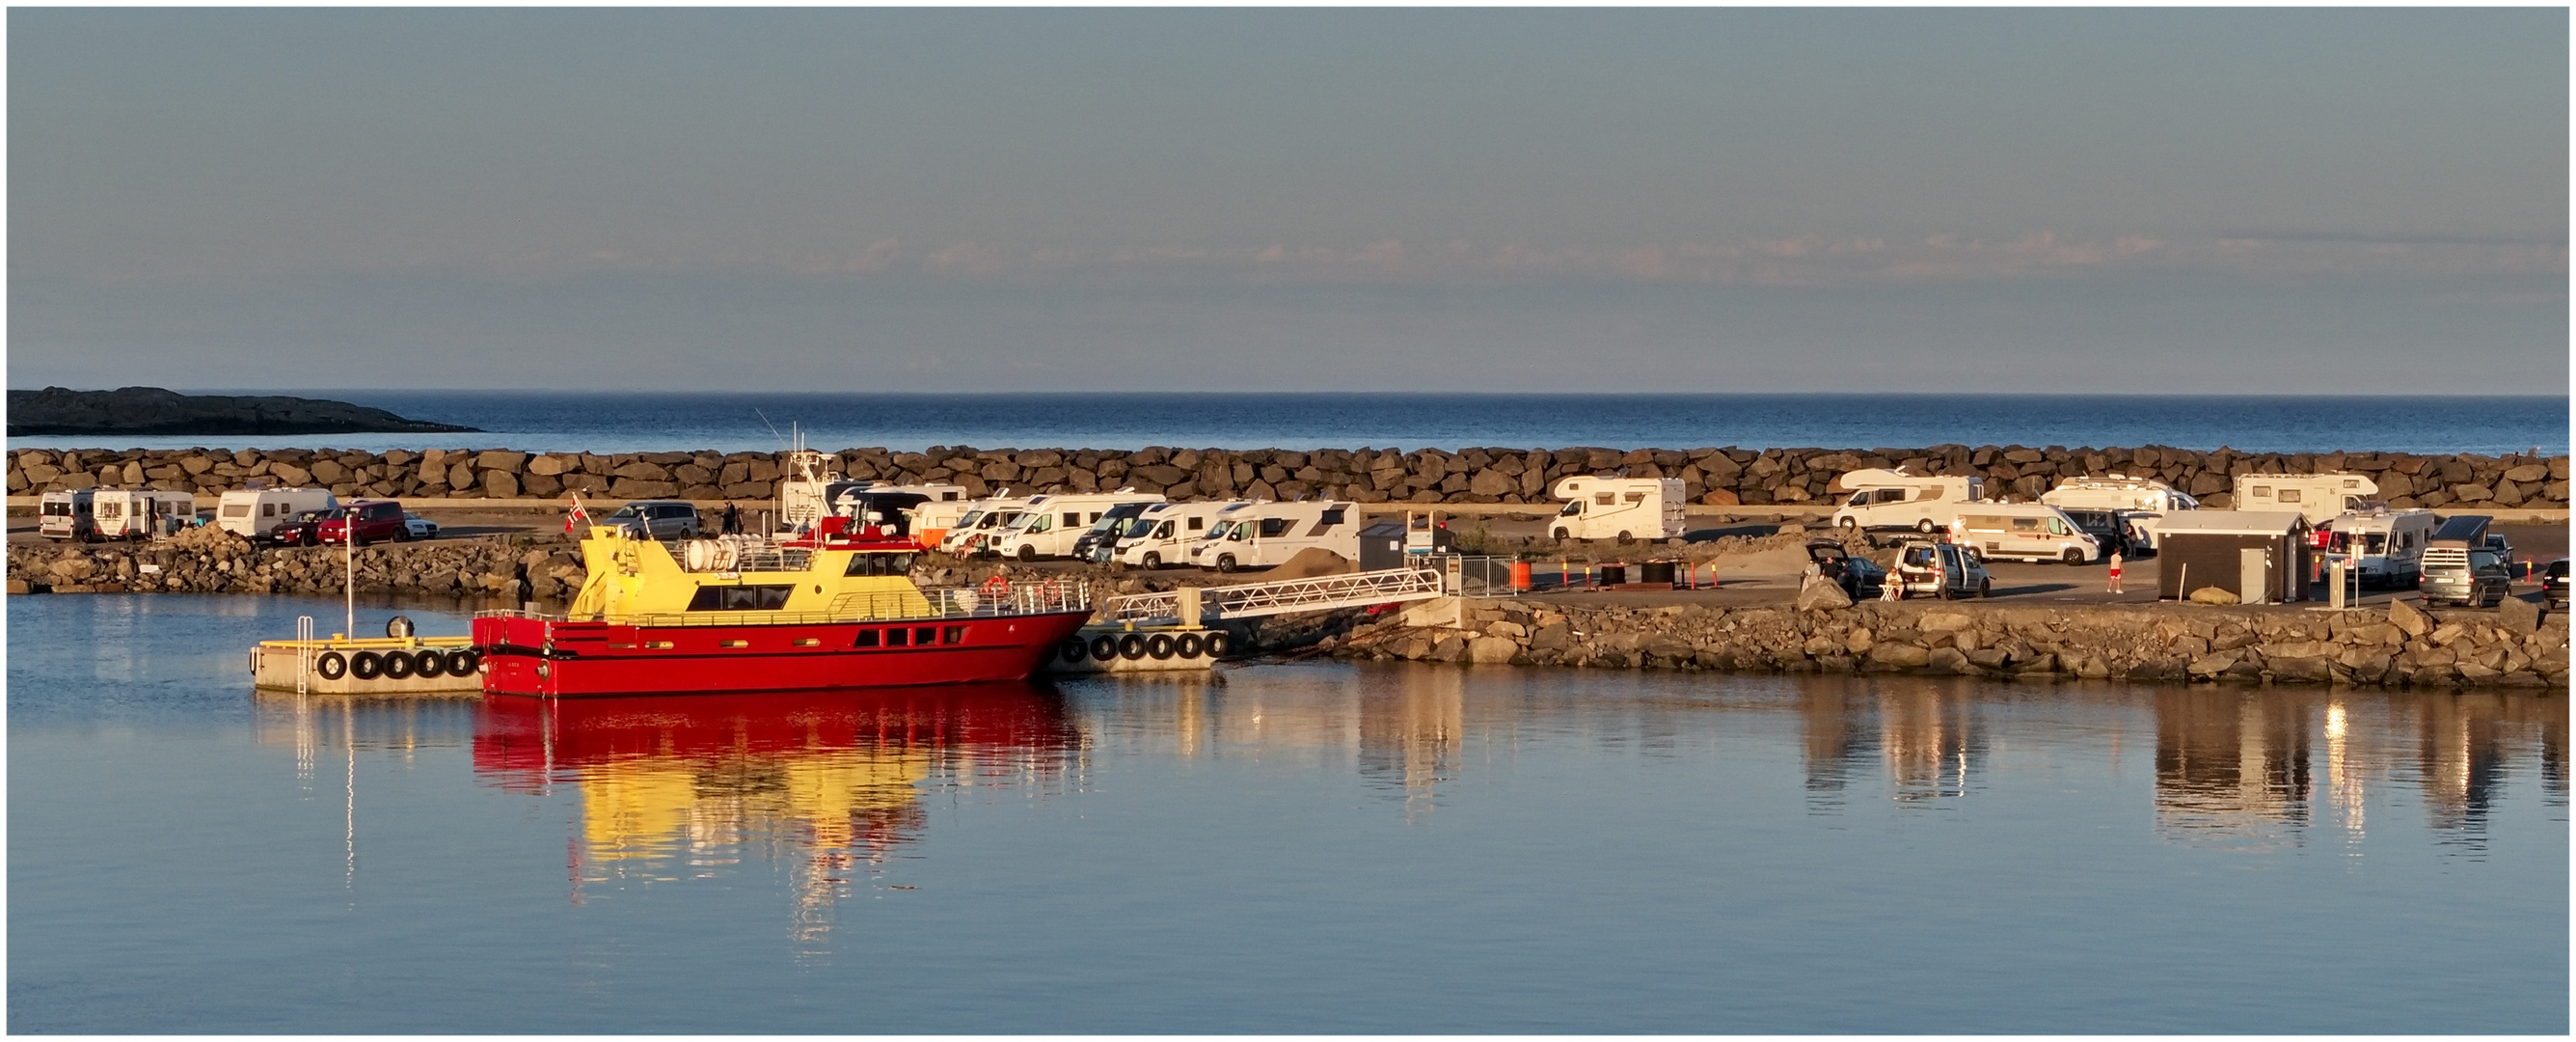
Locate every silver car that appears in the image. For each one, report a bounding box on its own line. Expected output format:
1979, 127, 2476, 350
601, 501, 702, 539
2419, 544, 2511, 608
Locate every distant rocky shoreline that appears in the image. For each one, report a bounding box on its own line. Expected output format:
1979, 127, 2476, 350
9, 442, 2567, 511
6, 386, 478, 437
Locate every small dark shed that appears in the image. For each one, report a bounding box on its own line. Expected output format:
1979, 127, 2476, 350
1358, 520, 1412, 571
2155, 511, 2312, 603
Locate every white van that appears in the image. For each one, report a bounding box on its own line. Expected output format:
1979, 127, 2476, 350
1110, 501, 1251, 569
936, 497, 1037, 555
1830, 469, 1985, 534
216, 487, 339, 538
39, 489, 96, 541
90, 489, 193, 541
1188, 500, 1363, 572
903, 489, 994, 549
2233, 473, 2378, 526
2316, 507, 2438, 590
989, 491, 1165, 561
1548, 477, 1687, 541
1947, 503, 2101, 563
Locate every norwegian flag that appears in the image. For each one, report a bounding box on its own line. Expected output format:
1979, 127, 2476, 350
564, 496, 591, 534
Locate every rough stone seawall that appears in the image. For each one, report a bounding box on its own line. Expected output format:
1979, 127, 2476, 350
11, 444, 2568, 510
1319, 597, 2569, 690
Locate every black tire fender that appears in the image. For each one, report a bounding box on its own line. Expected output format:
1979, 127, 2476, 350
1118, 633, 1149, 660
315, 651, 347, 680
1203, 631, 1231, 658
349, 651, 384, 680
445, 648, 481, 677
1176, 632, 1205, 658
1147, 633, 1178, 660
412, 648, 447, 678
381, 649, 417, 679
1058, 638, 1090, 664
1090, 635, 1120, 661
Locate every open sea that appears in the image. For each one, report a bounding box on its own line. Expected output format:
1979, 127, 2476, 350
9, 392, 2567, 456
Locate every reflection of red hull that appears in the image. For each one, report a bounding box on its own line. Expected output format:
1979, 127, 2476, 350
472, 684, 1076, 788
472, 610, 1093, 697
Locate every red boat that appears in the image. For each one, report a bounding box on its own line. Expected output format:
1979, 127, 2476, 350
474, 517, 1095, 697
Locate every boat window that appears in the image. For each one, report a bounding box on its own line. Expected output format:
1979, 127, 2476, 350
686, 585, 796, 611
942, 626, 966, 644
885, 627, 909, 646
915, 627, 937, 645
854, 629, 881, 648
844, 553, 914, 577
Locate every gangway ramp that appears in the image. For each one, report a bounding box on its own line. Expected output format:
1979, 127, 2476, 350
1105, 567, 1446, 625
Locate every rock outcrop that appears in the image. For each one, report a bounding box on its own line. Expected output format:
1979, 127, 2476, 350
6, 387, 478, 437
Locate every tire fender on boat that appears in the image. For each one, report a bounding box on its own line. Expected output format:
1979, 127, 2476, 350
350, 651, 384, 680
315, 651, 348, 680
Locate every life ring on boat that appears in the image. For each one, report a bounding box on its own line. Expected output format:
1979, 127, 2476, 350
1058, 638, 1091, 663
381, 648, 417, 679
1176, 632, 1205, 658
349, 650, 384, 680
1147, 633, 1178, 660
1202, 631, 1230, 659
1118, 633, 1149, 660
980, 575, 1011, 599
315, 651, 347, 680
386, 616, 415, 639
412, 647, 447, 678
1090, 634, 1120, 661
446, 647, 481, 677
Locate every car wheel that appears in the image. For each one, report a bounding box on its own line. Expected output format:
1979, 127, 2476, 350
1017, 545, 1037, 562
1837, 517, 1857, 530
1916, 519, 1937, 534
1551, 527, 1570, 540
1142, 552, 1161, 569
393, 527, 411, 542
2062, 548, 2085, 565
1616, 531, 1633, 545
1978, 579, 1992, 599
1217, 554, 1237, 573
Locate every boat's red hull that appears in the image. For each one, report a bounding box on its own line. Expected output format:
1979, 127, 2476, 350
473, 610, 1094, 697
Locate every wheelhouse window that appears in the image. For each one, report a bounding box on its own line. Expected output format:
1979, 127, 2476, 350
685, 585, 796, 611
885, 627, 909, 646
845, 553, 914, 576
942, 625, 967, 644
854, 629, 881, 647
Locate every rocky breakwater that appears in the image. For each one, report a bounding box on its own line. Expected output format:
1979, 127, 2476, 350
1318, 595, 2567, 690
11, 444, 2568, 511
7, 525, 588, 604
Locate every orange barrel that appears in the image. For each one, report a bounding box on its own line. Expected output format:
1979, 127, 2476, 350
1509, 561, 1532, 590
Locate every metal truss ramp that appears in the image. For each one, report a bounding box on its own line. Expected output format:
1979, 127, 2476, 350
1104, 567, 1447, 625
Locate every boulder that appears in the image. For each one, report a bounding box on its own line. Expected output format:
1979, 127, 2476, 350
2187, 586, 2240, 605
1795, 574, 1854, 612
1466, 636, 1520, 664
2386, 598, 2429, 637
2498, 596, 2542, 635
1866, 642, 1931, 668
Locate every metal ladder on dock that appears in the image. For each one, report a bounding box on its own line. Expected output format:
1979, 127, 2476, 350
1103, 567, 1447, 625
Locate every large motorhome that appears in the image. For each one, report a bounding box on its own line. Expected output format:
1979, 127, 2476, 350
1070, 500, 1162, 562
1187, 500, 1363, 572
2315, 507, 2439, 589
215, 487, 339, 538
827, 481, 969, 540
2233, 473, 2378, 525
901, 490, 993, 549
89, 489, 193, 541
1946, 503, 2101, 564
1830, 469, 1985, 534
39, 489, 96, 541
1549, 477, 1687, 542
2041, 475, 2198, 551
1106, 501, 1248, 568
988, 491, 1166, 561
936, 497, 1037, 556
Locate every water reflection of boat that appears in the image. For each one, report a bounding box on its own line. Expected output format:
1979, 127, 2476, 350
472, 684, 1080, 940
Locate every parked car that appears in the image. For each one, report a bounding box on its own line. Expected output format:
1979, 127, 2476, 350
2543, 559, 2568, 611
602, 500, 702, 538
2419, 544, 2512, 608
315, 500, 409, 546
1892, 539, 1991, 599
402, 511, 441, 540
266, 509, 333, 546
1805, 539, 1887, 599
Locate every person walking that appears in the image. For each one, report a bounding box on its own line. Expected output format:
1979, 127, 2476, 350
2106, 551, 2124, 594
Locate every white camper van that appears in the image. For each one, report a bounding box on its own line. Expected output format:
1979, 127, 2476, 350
39, 489, 96, 541
2042, 476, 2199, 552
1108, 501, 1249, 568
216, 487, 339, 539
1946, 503, 2101, 563
988, 491, 1166, 561
1549, 477, 1688, 542
903, 490, 992, 549
2317, 507, 2438, 589
937, 497, 1036, 555
1830, 469, 1985, 533
90, 489, 192, 541
1188, 500, 1363, 572
2233, 473, 2378, 526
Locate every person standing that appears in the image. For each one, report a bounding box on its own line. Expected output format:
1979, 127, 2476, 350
722, 502, 743, 535
2106, 550, 2124, 594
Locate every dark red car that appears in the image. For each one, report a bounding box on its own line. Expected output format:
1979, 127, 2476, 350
316, 500, 409, 546
265, 508, 333, 547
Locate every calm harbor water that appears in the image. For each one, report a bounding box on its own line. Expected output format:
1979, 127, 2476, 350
10, 593, 2568, 1033
10, 391, 2567, 456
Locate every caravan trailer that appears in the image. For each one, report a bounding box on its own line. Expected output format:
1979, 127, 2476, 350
1830, 469, 1985, 534
1187, 500, 1363, 572
2315, 507, 2438, 589
39, 489, 96, 541
1107, 501, 1247, 568
1548, 477, 1687, 542
216, 487, 339, 539
89, 489, 192, 541
987, 491, 1166, 561
2233, 473, 2378, 525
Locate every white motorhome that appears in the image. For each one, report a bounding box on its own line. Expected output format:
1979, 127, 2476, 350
39, 489, 96, 541
2042, 476, 2200, 552
90, 489, 192, 541
903, 489, 996, 549
1548, 477, 1687, 542
2316, 507, 2438, 589
1946, 503, 2101, 564
936, 497, 1037, 555
988, 491, 1165, 561
216, 487, 339, 538
1830, 469, 1985, 534
2233, 473, 2379, 526
1187, 500, 1363, 572
1108, 500, 1250, 569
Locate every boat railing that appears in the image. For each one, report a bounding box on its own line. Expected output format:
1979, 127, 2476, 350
472, 581, 1091, 628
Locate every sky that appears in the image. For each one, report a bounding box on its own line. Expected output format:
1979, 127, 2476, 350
8, 9, 2567, 394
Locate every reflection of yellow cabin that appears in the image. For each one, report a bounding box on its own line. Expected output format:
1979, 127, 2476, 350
579, 748, 933, 864
566, 527, 934, 623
